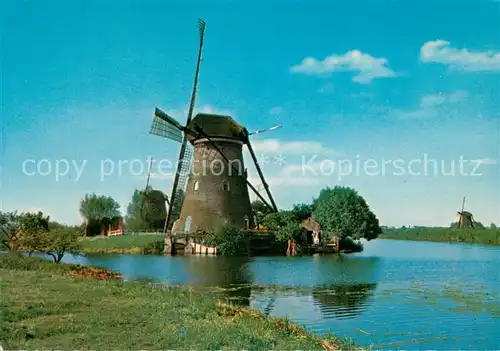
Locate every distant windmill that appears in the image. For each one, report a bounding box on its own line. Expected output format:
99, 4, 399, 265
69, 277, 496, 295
149, 18, 281, 234
139, 157, 170, 229
456, 196, 475, 228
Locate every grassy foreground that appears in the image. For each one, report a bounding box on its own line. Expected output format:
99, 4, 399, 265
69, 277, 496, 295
0, 254, 359, 350
80, 234, 164, 254
380, 227, 500, 245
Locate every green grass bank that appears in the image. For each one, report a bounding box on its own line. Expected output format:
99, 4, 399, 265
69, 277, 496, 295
0, 254, 360, 350
80, 234, 164, 254
380, 227, 500, 245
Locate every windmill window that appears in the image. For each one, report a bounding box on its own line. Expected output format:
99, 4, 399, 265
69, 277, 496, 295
244, 215, 250, 229
222, 180, 230, 191
194, 181, 199, 191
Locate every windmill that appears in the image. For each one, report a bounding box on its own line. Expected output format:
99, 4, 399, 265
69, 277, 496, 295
138, 157, 170, 230
149, 18, 281, 234
456, 196, 475, 228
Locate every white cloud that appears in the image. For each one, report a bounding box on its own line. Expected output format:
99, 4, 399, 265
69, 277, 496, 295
397, 109, 434, 119
420, 40, 500, 72
250, 139, 338, 155
397, 90, 468, 119
420, 90, 468, 108
448, 90, 469, 103
420, 94, 446, 108
268, 106, 284, 115
290, 50, 397, 84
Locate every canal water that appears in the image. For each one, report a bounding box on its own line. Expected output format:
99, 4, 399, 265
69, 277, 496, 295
62, 239, 500, 349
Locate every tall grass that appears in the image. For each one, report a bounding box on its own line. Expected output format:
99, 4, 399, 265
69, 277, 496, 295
380, 227, 500, 245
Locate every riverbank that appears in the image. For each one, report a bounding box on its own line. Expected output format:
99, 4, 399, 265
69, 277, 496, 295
80, 234, 164, 254
0, 254, 359, 350
80, 233, 363, 256
380, 227, 500, 245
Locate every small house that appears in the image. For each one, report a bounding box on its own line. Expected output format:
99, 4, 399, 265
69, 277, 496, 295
300, 217, 321, 245
86, 216, 123, 236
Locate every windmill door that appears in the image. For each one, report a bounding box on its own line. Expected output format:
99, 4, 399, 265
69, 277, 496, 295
184, 216, 192, 233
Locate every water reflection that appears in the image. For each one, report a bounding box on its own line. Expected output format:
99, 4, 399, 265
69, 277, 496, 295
311, 283, 377, 319
307, 255, 379, 319
184, 256, 253, 306
248, 255, 381, 319
56, 239, 500, 349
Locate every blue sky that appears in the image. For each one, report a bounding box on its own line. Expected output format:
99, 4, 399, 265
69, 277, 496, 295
1, 0, 499, 227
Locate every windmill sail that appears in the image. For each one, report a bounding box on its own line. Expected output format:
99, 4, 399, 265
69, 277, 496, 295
166, 142, 193, 228
245, 135, 278, 212
150, 108, 184, 142
248, 125, 283, 135
164, 18, 205, 232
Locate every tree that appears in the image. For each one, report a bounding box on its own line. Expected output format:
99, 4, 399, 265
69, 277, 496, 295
490, 222, 498, 229
79, 193, 121, 236
313, 186, 381, 241
39, 227, 82, 263
251, 200, 273, 228
262, 211, 302, 242
251, 199, 272, 215
17, 211, 50, 255
291, 203, 315, 221
0, 211, 21, 251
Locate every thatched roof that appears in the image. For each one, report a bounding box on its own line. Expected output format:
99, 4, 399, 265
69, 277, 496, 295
460, 211, 473, 218
301, 217, 321, 232
187, 113, 246, 141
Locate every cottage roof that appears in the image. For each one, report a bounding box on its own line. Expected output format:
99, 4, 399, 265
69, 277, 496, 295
301, 217, 321, 231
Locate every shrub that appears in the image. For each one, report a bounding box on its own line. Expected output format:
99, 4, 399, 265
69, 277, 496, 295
262, 211, 303, 243
275, 222, 302, 242
142, 239, 164, 255
203, 225, 250, 256
338, 237, 363, 252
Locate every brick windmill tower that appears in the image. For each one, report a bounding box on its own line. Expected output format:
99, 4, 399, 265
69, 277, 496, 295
149, 19, 281, 234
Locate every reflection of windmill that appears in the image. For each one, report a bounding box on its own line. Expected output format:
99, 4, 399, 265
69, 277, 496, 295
149, 19, 281, 234
185, 256, 252, 307
456, 196, 475, 228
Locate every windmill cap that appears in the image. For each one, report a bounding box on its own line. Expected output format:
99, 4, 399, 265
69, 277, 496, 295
187, 113, 246, 141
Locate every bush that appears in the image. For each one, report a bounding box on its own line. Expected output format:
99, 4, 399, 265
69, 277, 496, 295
203, 225, 250, 256
262, 211, 303, 242
142, 239, 164, 255
275, 222, 302, 242
339, 237, 363, 252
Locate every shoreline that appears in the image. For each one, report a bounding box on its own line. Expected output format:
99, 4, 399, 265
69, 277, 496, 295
380, 227, 500, 246
79, 229, 500, 257
378, 236, 500, 246
0, 254, 361, 350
